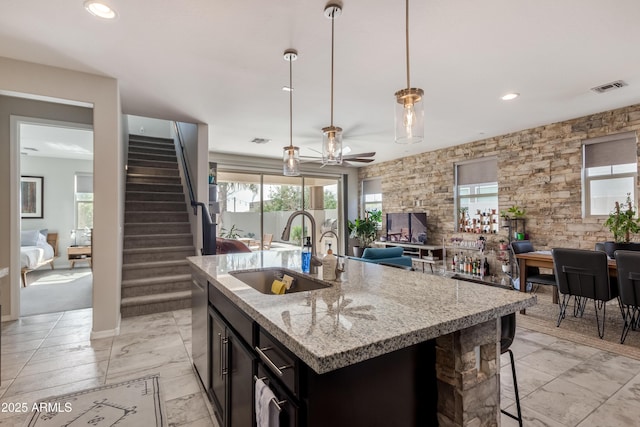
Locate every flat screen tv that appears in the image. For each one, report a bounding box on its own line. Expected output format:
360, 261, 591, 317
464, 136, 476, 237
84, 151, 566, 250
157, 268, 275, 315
386, 212, 428, 244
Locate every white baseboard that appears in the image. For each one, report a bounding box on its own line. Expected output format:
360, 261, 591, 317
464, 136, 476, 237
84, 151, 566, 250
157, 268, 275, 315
90, 315, 121, 339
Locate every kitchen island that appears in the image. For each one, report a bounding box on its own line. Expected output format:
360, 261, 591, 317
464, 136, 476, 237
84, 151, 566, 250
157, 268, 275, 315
188, 250, 536, 427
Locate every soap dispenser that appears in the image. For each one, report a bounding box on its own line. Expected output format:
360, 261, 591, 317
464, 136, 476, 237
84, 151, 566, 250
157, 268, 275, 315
301, 236, 312, 274
322, 243, 337, 281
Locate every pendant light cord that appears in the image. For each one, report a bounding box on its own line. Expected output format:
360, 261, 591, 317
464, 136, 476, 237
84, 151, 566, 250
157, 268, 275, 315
405, 0, 410, 89
289, 54, 293, 149
330, 11, 335, 126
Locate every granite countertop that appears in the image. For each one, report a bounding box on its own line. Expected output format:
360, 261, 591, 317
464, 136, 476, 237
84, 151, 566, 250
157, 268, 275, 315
187, 250, 536, 374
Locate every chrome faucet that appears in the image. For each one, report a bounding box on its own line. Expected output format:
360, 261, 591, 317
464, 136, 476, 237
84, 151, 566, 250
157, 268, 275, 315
282, 210, 323, 274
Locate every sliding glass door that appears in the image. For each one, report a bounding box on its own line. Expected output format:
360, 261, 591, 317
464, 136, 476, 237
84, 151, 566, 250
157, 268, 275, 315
216, 171, 342, 254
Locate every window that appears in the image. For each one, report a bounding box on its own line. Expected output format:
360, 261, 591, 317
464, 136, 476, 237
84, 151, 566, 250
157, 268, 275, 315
583, 132, 638, 217
362, 178, 382, 228
75, 173, 93, 229
455, 158, 498, 231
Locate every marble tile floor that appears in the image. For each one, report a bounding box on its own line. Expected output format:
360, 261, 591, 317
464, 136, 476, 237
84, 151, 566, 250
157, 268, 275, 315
0, 308, 219, 427
2, 307, 640, 426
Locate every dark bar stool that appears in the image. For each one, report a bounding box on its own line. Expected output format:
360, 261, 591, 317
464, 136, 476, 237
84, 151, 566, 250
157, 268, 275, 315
500, 313, 523, 426
615, 250, 640, 344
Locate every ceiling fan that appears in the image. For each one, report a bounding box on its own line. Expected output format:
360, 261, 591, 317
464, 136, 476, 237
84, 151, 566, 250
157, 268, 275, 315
300, 147, 375, 167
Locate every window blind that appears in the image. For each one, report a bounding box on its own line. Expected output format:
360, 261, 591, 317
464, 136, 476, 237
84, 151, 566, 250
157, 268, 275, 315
457, 158, 497, 185
363, 178, 382, 195
584, 132, 637, 168
76, 174, 93, 193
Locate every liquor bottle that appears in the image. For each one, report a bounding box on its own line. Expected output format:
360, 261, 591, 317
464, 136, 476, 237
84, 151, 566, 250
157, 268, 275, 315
483, 257, 490, 277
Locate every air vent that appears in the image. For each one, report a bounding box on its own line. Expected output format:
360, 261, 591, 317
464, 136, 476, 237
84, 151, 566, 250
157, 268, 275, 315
251, 138, 271, 144
591, 80, 628, 94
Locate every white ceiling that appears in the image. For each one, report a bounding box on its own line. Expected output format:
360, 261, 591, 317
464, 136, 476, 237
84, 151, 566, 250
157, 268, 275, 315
3, 0, 640, 165
20, 123, 93, 160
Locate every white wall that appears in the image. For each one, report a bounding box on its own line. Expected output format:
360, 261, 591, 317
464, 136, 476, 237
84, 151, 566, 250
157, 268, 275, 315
128, 115, 172, 138
20, 156, 93, 268
0, 57, 122, 336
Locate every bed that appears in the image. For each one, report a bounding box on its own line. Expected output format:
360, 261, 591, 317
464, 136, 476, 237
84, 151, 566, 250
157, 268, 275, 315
20, 229, 58, 287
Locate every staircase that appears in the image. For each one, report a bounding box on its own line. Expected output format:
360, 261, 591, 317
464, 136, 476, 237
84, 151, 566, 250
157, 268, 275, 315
121, 135, 195, 317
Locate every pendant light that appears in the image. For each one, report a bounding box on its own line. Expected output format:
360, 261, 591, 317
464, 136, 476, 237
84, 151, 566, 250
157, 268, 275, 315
394, 0, 424, 144
283, 49, 301, 176
322, 3, 343, 165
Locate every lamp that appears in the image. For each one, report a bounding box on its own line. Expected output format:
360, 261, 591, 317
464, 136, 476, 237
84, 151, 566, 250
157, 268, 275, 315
322, 3, 343, 165
283, 49, 301, 176
394, 0, 424, 144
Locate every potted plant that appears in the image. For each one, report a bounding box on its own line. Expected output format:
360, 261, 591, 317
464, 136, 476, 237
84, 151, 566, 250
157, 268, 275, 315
602, 193, 640, 258
347, 209, 382, 257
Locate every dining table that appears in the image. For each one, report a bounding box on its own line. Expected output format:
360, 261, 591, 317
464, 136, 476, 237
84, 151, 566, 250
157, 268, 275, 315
514, 250, 617, 314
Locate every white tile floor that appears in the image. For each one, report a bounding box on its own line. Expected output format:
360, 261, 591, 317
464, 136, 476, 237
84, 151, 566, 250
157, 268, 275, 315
501, 325, 640, 426
2, 308, 640, 426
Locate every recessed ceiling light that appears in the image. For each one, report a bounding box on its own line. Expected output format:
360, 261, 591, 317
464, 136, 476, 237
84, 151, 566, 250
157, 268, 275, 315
84, 1, 117, 19
501, 93, 520, 101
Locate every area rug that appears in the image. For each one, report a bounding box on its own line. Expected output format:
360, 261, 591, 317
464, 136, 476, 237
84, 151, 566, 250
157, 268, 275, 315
21, 268, 92, 316
518, 286, 640, 360
24, 375, 166, 427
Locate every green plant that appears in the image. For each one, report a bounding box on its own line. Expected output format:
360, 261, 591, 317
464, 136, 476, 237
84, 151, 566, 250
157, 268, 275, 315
507, 205, 525, 218
219, 224, 242, 239
347, 209, 382, 248
603, 193, 640, 243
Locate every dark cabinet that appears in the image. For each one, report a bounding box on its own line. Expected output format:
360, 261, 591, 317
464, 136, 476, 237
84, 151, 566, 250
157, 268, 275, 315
209, 306, 255, 427
200, 279, 438, 427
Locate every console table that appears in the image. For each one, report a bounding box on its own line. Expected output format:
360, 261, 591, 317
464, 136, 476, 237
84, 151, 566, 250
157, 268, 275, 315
374, 241, 444, 272
67, 246, 92, 269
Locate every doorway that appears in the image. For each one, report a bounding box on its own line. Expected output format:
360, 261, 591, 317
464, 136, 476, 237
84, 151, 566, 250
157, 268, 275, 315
16, 118, 94, 316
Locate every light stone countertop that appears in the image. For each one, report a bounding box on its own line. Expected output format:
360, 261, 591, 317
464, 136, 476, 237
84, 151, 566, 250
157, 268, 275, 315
187, 250, 536, 374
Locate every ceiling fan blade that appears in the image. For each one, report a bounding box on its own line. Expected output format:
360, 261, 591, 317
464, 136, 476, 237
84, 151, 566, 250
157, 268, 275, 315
343, 152, 375, 159
346, 158, 374, 163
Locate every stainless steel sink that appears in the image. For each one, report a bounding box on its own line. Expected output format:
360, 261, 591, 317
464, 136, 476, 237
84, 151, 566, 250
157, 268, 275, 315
229, 267, 331, 294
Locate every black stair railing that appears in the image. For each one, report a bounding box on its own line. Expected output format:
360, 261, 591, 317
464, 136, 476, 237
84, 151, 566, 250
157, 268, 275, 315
173, 122, 216, 255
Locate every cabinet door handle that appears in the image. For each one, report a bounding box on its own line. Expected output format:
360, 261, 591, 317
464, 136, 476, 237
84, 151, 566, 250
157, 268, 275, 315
222, 337, 229, 376
255, 346, 292, 377
218, 334, 222, 376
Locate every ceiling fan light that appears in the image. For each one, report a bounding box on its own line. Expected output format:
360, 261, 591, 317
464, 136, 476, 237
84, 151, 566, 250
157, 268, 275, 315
394, 88, 424, 144
283, 146, 300, 176
322, 126, 343, 165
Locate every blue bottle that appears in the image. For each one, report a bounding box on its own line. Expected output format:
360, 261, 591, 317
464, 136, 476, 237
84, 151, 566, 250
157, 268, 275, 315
301, 236, 312, 274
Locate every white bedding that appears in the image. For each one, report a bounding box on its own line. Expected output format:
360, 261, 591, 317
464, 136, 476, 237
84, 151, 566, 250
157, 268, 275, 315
20, 243, 54, 269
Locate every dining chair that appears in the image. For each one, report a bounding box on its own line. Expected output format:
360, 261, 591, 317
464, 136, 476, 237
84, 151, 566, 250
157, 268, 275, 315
552, 248, 620, 338
500, 313, 522, 427
510, 241, 558, 303
614, 250, 640, 344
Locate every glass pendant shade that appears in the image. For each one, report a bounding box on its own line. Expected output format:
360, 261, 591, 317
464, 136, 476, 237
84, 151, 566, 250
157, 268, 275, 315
283, 145, 300, 176
394, 88, 424, 144
322, 126, 343, 165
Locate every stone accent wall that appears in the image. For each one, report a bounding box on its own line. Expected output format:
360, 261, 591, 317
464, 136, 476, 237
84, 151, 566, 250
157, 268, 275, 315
435, 318, 500, 426
359, 103, 640, 274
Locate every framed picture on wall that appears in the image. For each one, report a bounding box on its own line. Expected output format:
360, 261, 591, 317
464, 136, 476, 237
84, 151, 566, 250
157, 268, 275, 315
21, 176, 44, 219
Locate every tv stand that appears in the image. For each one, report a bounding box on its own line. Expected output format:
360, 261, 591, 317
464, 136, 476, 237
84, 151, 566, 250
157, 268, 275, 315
374, 241, 444, 272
